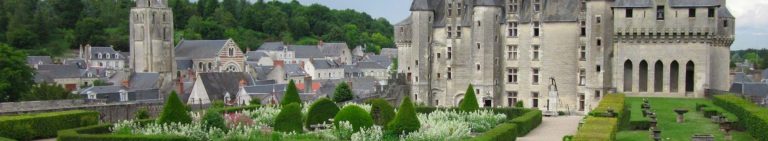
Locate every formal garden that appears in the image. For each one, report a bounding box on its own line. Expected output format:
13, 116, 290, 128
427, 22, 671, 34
566, 93, 768, 141
0, 83, 542, 141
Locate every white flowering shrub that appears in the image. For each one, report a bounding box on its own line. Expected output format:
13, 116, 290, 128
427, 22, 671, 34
241, 106, 281, 127
334, 121, 355, 140
351, 125, 383, 141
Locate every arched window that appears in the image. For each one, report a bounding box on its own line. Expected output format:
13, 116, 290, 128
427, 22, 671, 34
686, 61, 695, 92
228, 48, 234, 57
654, 61, 664, 92
639, 60, 648, 92
97, 53, 102, 59
208, 62, 213, 71
106, 53, 111, 59
670, 61, 680, 92
198, 62, 204, 71
623, 60, 633, 92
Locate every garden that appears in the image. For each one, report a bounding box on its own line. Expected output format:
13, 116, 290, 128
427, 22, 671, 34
568, 93, 767, 141
46, 84, 541, 141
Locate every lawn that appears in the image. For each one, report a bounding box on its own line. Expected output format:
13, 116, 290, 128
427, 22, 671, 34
616, 97, 755, 141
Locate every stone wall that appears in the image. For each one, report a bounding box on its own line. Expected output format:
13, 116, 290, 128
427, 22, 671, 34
0, 99, 165, 123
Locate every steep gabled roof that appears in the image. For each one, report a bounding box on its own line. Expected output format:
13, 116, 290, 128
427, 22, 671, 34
198, 72, 254, 102
320, 43, 349, 57
258, 42, 289, 51
719, 7, 734, 18
311, 60, 342, 69
292, 45, 324, 59
175, 39, 230, 59
27, 56, 53, 66
129, 73, 160, 91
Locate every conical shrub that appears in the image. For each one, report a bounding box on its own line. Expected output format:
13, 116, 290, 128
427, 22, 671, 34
274, 103, 304, 133
157, 91, 192, 124
368, 98, 395, 126
459, 84, 479, 112
334, 105, 373, 131
281, 80, 301, 106
387, 97, 420, 134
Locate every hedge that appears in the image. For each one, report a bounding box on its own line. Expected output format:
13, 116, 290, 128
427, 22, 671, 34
713, 94, 768, 141
509, 110, 542, 136
588, 94, 629, 128
627, 119, 650, 130
57, 119, 190, 141
335, 105, 374, 131
472, 123, 518, 141
305, 98, 340, 129
0, 110, 99, 140
573, 117, 618, 141
368, 98, 395, 126
274, 103, 304, 133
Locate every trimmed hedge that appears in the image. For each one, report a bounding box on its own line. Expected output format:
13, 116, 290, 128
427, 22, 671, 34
334, 105, 373, 131
589, 94, 626, 118
573, 117, 618, 141
57, 119, 190, 141
305, 98, 340, 129
459, 84, 480, 111
627, 119, 651, 130
0, 110, 99, 140
509, 110, 542, 136
368, 98, 395, 126
713, 94, 768, 141
472, 123, 517, 141
274, 103, 304, 133
157, 92, 192, 124
388, 97, 421, 134
701, 107, 721, 118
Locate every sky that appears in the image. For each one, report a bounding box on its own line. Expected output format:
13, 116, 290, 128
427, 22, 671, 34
277, 0, 764, 50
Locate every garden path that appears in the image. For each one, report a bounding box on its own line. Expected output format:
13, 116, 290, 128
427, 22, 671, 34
517, 115, 583, 141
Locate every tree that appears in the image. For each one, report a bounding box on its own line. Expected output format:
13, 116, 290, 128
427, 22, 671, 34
390, 57, 398, 74
22, 82, 79, 101
459, 84, 479, 112
92, 80, 109, 86
388, 97, 420, 134
0, 44, 34, 102
281, 80, 301, 106
202, 109, 227, 131
74, 17, 106, 45
333, 82, 354, 102
305, 98, 339, 129
248, 97, 261, 105
157, 91, 192, 124
274, 103, 303, 133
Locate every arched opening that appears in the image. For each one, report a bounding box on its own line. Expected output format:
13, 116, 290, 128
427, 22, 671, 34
654, 61, 664, 92
639, 60, 648, 92
623, 60, 633, 92
670, 61, 680, 92
686, 61, 695, 92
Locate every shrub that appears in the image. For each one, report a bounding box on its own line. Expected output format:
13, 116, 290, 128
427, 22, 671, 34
388, 97, 421, 134
333, 82, 354, 102
472, 123, 517, 141
135, 108, 150, 120
368, 98, 396, 126
515, 101, 524, 108
274, 103, 303, 133
573, 117, 618, 141
334, 105, 373, 131
57, 120, 190, 141
157, 91, 192, 124
589, 94, 626, 118
281, 80, 301, 106
459, 84, 479, 112
0, 110, 98, 140
695, 103, 708, 111
628, 119, 651, 130
563, 135, 574, 141
701, 107, 720, 118
510, 110, 542, 136
202, 109, 227, 131
713, 94, 768, 141
211, 100, 226, 108
249, 97, 262, 105
305, 98, 339, 129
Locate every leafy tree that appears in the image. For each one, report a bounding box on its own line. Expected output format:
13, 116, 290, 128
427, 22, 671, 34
334, 105, 373, 131
202, 109, 227, 131
459, 84, 479, 112
22, 82, 79, 101
333, 82, 354, 102
75, 17, 106, 45
281, 80, 301, 106
744, 52, 761, 69
0, 44, 34, 102
274, 103, 303, 133
368, 98, 395, 126
157, 91, 192, 124
305, 98, 339, 129
388, 97, 420, 134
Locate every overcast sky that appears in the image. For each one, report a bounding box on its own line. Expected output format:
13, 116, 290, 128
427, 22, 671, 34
274, 0, 764, 50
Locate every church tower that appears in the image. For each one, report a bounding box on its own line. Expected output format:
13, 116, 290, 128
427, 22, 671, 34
130, 0, 176, 80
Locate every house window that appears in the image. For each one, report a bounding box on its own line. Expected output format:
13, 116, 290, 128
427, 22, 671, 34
532, 92, 539, 108
579, 69, 586, 86
579, 46, 586, 61
580, 21, 586, 36
708, 8, 715, 17
533, 0, 541, 12
532, 45, 540, 61
532, 68, 540, 85
508, 68, 518, 83
579, 94, 585, 111
507, 91, 518, 107
596, 65, 602, 72
508, 22, 518, 37
657, 6, 665, 20
228, 48, 234, 57
596, 16, 602, 24
447, 67, 452, 79
595, 90, 602, 99
457, 27, 462, 37
447, 27, 452, 38
689, 8, 696, 17
626, 8, 633, 18
119, 90, 128, 102
508, 0, 518, 13
508, 45, 518, 60
448, 47, 453, 59
533, 22, 540, 37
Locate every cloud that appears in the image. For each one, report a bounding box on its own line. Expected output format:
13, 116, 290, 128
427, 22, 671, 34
727, 0, 768, 29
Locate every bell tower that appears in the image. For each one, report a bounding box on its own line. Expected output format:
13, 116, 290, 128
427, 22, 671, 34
130, 0, 176, 86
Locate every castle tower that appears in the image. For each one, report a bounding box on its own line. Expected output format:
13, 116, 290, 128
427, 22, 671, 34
130, 0, 175, 80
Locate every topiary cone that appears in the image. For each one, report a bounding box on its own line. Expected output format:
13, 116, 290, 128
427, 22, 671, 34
281, 80, 302, 106
388, 97, 420, 134
157, 91, 192, 124
459, 84, 479, 112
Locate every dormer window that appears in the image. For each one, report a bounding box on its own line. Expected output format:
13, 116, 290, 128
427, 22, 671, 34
106, 53, 111, 59
688, 8, 696, 17
97, 53, 102, 59
708, 8, 715, 17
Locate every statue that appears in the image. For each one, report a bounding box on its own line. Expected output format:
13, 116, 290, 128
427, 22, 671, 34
545, 77, 560, 116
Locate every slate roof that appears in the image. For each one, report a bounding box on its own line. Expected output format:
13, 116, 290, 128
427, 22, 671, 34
380, 48, 398, 57
719, 7, 734, 18
129, 73, 160, 91
252, 66, 275, 80
475, 0, 503, 6
90, 47, 124, 60
198, 72, 254, 101
669, 0, 720, 7
363, 55, 393, 67
245, 51, 269, 62
243, 84, 288, 94
312, 60, 343, 69
730, 83, 768, 97
36, 64, 83, 79
345, 65, 362, 73
176, 58, 193, 70
258, 42, 289, 51
284, 64, 307, 77
175, 40, 229, 59
357, 61, 387, 69
541, 0, 580, 22
320, 43, 349, 57
613, 0, 654, 8
79, 86, 125, 94
64, 59, 87, 69
292, 45, 324, 59
27, 56, 53, 66
733, 73, 754, 83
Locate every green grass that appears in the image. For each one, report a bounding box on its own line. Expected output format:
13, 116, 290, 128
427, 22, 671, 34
616, 97, 754, 141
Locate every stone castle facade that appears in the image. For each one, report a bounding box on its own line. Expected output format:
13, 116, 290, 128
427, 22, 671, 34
395, 0, 734, 113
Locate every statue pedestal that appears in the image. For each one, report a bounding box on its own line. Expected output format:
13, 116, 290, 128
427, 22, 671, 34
544, 90, 559, 117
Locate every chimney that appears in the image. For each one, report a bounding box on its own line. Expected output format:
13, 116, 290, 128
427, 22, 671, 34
79, 44, 83, 58
177, 74, 184, 95
317, 40, 324, 48
239, 79, 247, 88
304, 76, 312, 93
122, 80, 130, 88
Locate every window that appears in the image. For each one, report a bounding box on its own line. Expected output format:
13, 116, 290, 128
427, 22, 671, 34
106, 53, 111, 59
476, 64, 481, 71
597, 39, 602, 46
457, 27, 462, 37
532, 68, 540, 85
476, 89, 480, 94
97, 53, 102, 59
580, 21, 586, 36
724, 20, 729, 27
626, 8, 633, 18
447, 27, 452, 38
507, 68, 518, 83
533, 0, 541, 12
447, 67, 452, 79
437, 73, 441, 79
579, 94, 585, 111
708, 8, 715, 17
508, 22, 518, 37
477, 43, 481, 49
437, 53, 441, 58
532, 92, 539, 108
415, 60, 419, 66
596, 16, 602, 24
507, 91, 518, 107
689, 8, 696, 17
579, 46, 586, 61
532, 45, 540, 61
579, 69, 586, 86
580, 1, 586, 12
508, 45, 518, 60
477, 21, 481, 27
119, 90, 128, 102
228, 48, 234, 56
533, 22, 540, 37
657, 6, 665, 20
595, 90, 602, 99
508, 0, 518, 13
448, 47, 453, 59
448, 3, 453, 16
596, 65, 602, 72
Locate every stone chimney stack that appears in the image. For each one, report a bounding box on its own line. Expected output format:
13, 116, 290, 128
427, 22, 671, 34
177, 74, 184, 95
239, 79, 247, 88
304, 76, 312, 93
122, 80, 130, 88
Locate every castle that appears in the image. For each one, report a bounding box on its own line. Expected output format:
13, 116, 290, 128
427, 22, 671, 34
395, 0, 734, 113
129, 0, 176, 95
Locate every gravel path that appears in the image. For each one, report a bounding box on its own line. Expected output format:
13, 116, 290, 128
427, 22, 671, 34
517, 115, 584, 141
